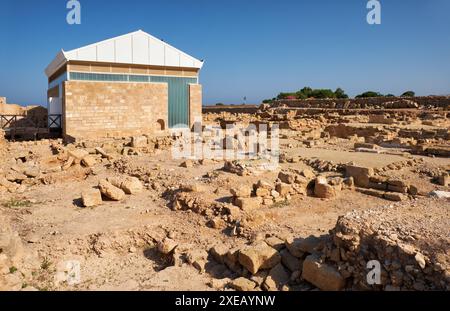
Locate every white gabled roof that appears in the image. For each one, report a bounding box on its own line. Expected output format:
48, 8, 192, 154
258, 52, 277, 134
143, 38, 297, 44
45, 30, 204, 77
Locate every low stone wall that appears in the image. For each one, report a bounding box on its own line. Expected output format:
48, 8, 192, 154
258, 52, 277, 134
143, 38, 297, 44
202, 97, 449, 116
0, 96, 47, 116
203, 105, 259, 114
274, 96, 450, 109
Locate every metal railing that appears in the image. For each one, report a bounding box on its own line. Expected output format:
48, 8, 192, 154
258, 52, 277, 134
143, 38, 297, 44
0, 115, 17, 129
0, 114, 62, 129
0, 114, 62, 139
48, 114, 62, 128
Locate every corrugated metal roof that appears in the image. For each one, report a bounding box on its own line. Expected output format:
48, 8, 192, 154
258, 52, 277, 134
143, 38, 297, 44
45, 30, 204, 77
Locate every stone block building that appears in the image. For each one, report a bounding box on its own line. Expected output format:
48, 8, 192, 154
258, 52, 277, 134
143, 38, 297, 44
45, 30, 204, 140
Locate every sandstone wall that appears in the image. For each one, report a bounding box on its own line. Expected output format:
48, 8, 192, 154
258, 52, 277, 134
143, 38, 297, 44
0, 129, 5, 144
189, 84, 203, 128
63, 81, 168, 140
0, 97, 47, 117
0, 102, 28, 115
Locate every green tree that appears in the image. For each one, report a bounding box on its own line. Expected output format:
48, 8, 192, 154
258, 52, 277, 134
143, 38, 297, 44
274, 87, 348, 100
356, 91, 383, 98
334, 88, 349, 99
295, 91, 308, 99
401, 91, 415, 97
300, 87, 313, 98
310, 89, 336, 99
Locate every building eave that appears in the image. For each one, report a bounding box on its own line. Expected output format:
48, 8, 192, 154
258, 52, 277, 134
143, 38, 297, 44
45, 50, 68, 78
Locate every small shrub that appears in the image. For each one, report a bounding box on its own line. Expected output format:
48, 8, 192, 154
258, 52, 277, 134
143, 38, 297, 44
271, 199, 290, 209
41, 257, 52, 270
2, 198, 32, 209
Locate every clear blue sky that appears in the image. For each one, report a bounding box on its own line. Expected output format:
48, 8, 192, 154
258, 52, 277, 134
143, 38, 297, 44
0, 0, 449, 106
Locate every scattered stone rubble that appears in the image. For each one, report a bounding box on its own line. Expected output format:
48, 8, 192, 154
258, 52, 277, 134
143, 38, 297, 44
0, 135, 171, 196
81, 176, 143, 206
318, 201, 450, 291
158, 198, 449, 292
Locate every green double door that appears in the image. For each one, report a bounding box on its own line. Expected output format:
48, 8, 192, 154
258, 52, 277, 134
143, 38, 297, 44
150, 76, 197, 128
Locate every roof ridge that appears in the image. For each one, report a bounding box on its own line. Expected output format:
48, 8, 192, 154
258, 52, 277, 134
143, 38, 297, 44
45, 30, 204, 77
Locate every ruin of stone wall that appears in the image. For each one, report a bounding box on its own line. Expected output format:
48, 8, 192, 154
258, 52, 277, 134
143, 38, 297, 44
0, 97, 46, 116
203, 105, 259, 114
0, 102, 28, 115
274, 96, 450, 109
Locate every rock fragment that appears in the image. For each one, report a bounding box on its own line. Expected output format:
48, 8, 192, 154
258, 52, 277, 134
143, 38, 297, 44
81, 189, 103, 207
98, 179, 126, 201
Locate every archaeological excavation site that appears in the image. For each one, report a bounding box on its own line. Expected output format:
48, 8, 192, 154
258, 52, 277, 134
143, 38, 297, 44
1, 92, 449, 292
